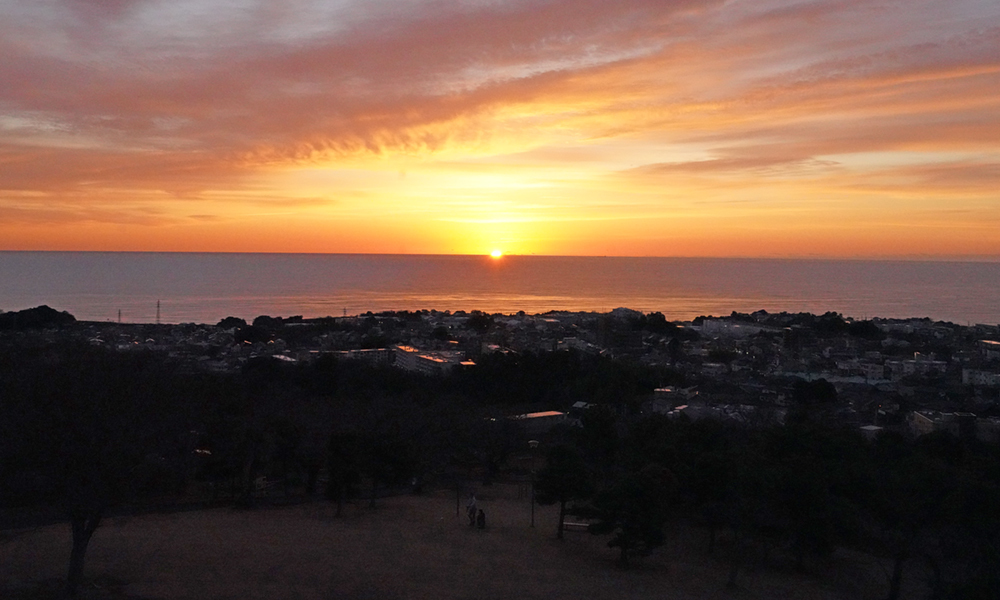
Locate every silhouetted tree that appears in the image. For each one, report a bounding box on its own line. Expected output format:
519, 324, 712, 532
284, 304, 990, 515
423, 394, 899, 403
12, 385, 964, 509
933, 453, 1000, 599
534, 445, 593, 539
217, 316, 247, 329
868, 432, 955, 600
326, 430, 362, 516
0, 305, 76, 330
466, 312, 494, 334
760, 425, 868, 571
584, 464, 677, 568
573, 406, 620, 488
0, 345, 190, 597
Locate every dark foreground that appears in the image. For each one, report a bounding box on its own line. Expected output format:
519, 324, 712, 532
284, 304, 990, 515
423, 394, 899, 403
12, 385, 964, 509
1, 485, 916, 600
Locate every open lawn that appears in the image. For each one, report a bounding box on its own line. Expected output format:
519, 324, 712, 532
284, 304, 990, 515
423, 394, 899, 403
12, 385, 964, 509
1, 484, 919, 600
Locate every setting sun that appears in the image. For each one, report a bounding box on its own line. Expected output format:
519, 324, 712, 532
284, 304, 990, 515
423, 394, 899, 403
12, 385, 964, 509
490, 250, 503, 258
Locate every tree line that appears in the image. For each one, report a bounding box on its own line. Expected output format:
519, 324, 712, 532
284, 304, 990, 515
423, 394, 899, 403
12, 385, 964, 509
2, 339, 998, 598
534, 410, 1000, 599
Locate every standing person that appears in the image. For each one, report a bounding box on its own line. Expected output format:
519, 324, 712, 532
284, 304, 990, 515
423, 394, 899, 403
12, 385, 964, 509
477, 509, 486, 530
466, 492, 477, 526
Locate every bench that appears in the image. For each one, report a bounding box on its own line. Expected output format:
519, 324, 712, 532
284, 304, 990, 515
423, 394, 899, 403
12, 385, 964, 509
562, 522, 590, 532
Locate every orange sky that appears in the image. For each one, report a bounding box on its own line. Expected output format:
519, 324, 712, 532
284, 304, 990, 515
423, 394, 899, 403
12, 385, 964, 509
1, 0, 998, 258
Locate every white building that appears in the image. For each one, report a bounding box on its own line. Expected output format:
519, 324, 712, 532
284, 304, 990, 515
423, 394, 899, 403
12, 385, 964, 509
886, 354, 947, 380
333, 347, 394, 365
393, 345, 471, 376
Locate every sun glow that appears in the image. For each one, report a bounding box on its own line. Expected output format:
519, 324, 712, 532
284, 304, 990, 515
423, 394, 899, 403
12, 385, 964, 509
490, 249, 503, 258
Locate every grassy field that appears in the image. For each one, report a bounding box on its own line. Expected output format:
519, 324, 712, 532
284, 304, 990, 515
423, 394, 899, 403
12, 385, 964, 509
1, 484, 919, 600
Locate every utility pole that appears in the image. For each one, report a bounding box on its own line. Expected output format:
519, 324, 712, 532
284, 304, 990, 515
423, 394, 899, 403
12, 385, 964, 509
156, 300, 161, 325
529, 439, 539, 528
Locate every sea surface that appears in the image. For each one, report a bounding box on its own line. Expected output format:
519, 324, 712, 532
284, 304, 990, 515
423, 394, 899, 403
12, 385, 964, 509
0, 252, 998, 325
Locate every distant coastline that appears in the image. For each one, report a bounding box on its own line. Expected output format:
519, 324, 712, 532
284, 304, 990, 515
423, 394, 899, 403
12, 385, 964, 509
2, 252, 999, 325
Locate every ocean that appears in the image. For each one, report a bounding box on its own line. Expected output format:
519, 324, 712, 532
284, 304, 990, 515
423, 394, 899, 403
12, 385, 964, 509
0, 252, 997, 326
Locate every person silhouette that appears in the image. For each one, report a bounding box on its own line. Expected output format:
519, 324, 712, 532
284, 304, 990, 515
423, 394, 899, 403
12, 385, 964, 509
476, 509, 486, 529
466, 493, 477, 526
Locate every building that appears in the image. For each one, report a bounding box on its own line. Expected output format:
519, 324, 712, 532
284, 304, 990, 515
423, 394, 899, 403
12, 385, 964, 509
907, 410, 977, 438
332, 347, 394, 365
979, 340, 1000, 360
962, 369, 1000, 387
886, 354, 947, 380
908, 411, 937, 436
393, 345, 470, 375
862, 363, 886, 381
509, 411, 568, 436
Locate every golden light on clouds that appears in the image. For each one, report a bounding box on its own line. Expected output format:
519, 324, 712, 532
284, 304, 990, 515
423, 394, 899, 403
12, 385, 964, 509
1, 0, 998, 258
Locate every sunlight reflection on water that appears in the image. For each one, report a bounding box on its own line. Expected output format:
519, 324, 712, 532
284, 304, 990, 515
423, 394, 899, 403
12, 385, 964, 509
1, 253, 998, 324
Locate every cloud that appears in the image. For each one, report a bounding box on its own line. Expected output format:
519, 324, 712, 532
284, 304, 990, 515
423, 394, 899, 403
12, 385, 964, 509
0, 143, 248, 195
0, 0, 998, 253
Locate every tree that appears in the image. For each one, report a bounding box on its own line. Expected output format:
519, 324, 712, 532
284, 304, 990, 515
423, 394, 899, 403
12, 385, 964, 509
573, 405, 620, 488
788, 378, 838, 424
466, 311, 494, 334
935, 458, 1000, 600
326, 430, 362, 516
216, 316, 247, 329
760, 425, 869, 572
1, 345, 190, 597
669, 419, 739, 555
467, 412, 521, 485
584, 464, 677, 568
0, 304, 76, 330
534, 445, 593, 539
792, 378, 838, 406
342, 396, 420, 507
868, 431, 956, 600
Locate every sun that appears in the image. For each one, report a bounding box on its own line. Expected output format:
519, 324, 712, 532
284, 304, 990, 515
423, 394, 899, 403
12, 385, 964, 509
490, 249, 503, 258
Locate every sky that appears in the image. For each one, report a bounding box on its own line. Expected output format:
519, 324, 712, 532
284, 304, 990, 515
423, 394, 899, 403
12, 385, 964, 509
1, 0, 998, 258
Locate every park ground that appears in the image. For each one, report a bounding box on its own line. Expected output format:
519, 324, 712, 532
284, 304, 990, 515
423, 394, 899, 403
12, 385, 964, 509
1, 484, 924, 600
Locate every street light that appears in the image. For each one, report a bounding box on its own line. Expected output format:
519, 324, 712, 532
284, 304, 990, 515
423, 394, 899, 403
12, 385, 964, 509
528, 439, 539, 528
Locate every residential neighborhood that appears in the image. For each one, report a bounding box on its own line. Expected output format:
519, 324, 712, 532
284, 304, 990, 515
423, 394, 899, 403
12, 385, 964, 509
12, 304, 999, 443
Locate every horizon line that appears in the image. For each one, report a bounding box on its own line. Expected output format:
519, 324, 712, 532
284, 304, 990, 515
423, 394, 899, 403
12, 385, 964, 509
2, 250, 1000, 263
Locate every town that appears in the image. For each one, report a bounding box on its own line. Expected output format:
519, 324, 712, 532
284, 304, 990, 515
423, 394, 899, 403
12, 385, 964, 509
7, 303, 1000, 443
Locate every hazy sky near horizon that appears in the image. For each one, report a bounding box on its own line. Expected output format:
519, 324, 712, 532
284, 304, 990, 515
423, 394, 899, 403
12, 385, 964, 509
1, 0, 998, 257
